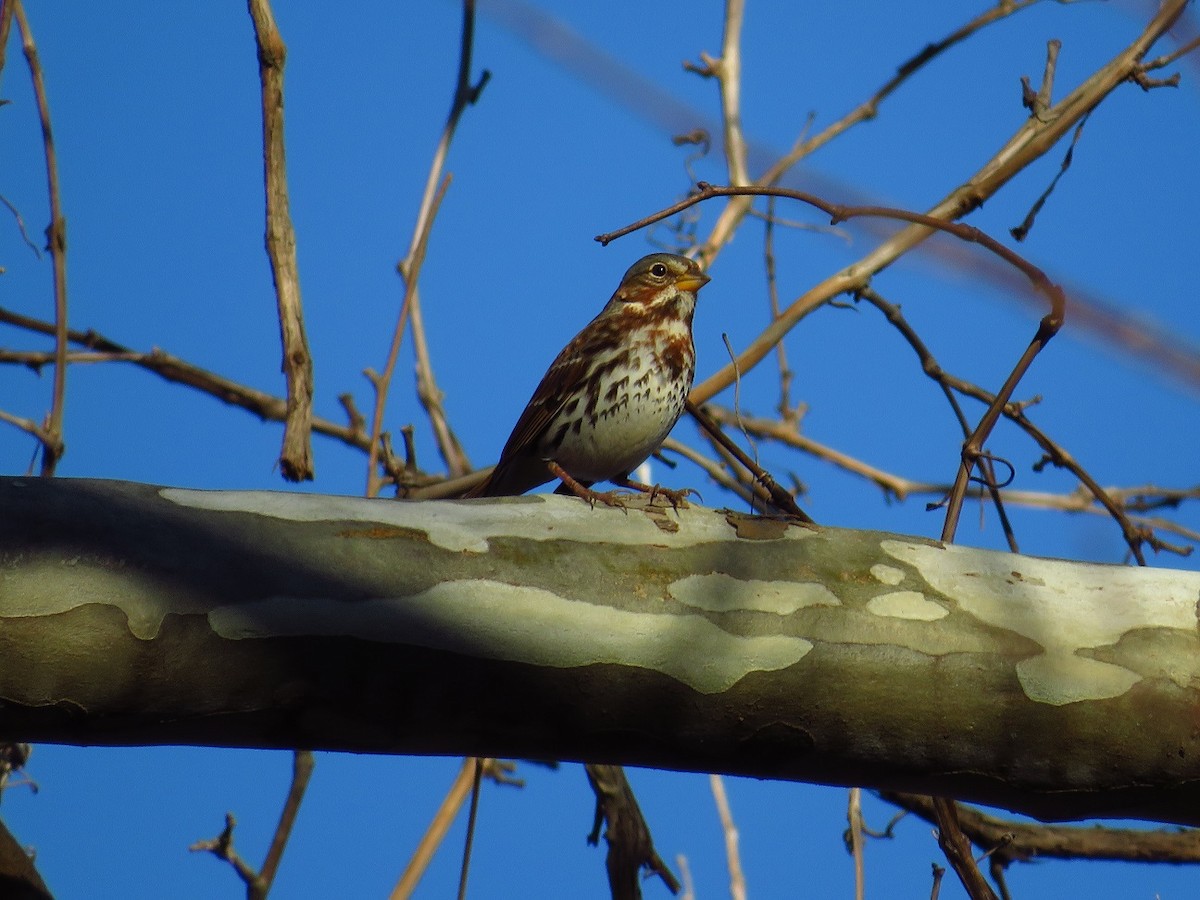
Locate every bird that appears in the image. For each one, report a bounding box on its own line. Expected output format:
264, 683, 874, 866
465, 252, 710, 507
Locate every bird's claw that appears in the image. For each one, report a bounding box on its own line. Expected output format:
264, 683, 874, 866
645, 484, 696, 511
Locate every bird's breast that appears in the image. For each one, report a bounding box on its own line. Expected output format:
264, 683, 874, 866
541, 322, 695, 481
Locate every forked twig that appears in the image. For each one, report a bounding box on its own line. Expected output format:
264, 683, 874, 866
190, 749, 315, 900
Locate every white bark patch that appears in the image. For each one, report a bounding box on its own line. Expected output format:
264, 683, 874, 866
867, 591, 947, 621
4, 561, 207, 640
883, 539, 1200, 705
669, 573, 840, 614
208, 580, 813, 694
870, 564, 905, 586
160, 489, 763, 554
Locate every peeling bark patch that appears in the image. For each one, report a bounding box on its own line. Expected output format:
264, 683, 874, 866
723, 513, 790, 540
4, 560, 204, 640
1015, 655, 1141, 706
207, 580, 813, 693
866, 591, 946, 621
669, 573, 839, 614
870, 564, 905, 586
161, 489, 745, 554
882, 539, 1200, 705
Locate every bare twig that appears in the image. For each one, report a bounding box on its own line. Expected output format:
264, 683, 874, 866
585, 763, 680, 899
248, 0, 315, 481
762, 196, 797, 417
457, 758, 484, 900
189, 748, 312, 897
710, 774, 747, 900
367, 0, 490, 496
258, 750, 314, 895
675, 854, 695, 900
932, 797, 1000, 900
855, 287, 1019, 552
392, 757, 481, 900
684, 0, 749, 186
695, 0, 1053, 267
703, 398, 1194, 557
884, 790, 1200, 864
0, 193, 41, 257
392, 758, 518, 900
189, 750, 314, 900
0, 306, 402, 467
1010, 112, 1089, 242
687, 399, 812, 519
0, 1, 15, 73
599, 0, 1190, 413
366, 172, 451, 497
13, 0, 68, 475
846, 787, 866, 900
189, 814, 261, 890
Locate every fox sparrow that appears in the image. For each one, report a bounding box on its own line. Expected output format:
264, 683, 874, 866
466, 253, 709, 506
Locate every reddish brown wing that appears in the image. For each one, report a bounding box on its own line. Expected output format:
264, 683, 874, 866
465, 319, 599, 497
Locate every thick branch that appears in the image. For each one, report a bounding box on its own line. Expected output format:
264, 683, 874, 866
2, 478, 1200, 828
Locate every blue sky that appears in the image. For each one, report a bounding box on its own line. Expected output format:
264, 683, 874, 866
3, 1, 1199, 897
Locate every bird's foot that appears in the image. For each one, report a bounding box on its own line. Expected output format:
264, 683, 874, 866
550, 463, 631, 511
614, 478, 697, 511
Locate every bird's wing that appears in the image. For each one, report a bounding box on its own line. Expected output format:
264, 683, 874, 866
469, 324, 597, 497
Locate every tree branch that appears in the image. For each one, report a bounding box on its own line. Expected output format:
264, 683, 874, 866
4, 477, 1200, 828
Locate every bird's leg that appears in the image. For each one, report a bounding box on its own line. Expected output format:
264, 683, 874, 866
611, 476, 696, 510
548, 462, 629, 510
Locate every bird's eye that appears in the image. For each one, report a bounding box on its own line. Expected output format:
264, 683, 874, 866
650, 263, 668, 278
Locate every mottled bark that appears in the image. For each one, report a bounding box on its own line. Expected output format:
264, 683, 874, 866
1, 477, 1198, 825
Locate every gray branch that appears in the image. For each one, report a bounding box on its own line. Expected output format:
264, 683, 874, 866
2, 477, 1199, 825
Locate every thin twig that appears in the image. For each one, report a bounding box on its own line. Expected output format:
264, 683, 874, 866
598, 0, 1189, 414
366, 174, 451, 497
884, 790, 1200, 864
855, 287, 1019, 553
703, 400, 1194, 555
13, 0, 68, 475
932, 797, 1000, 900
0, 193, 41, 257
370, 0, 490, 494
686, 398, 813, 520
456, 758, 484, 900
392, 758, 513, 900
710, 774, 747, 900
190, 751, 315, 900
695, 0, 1053, 267
258, 750, 315, 896
0, 306, 402, 468
248, 0, 315, 481
684, 0, 748, 186
675, 854, 695, 900
392, 758, 479, 899
846, 788, 866, 900
762, 196, 796, 417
